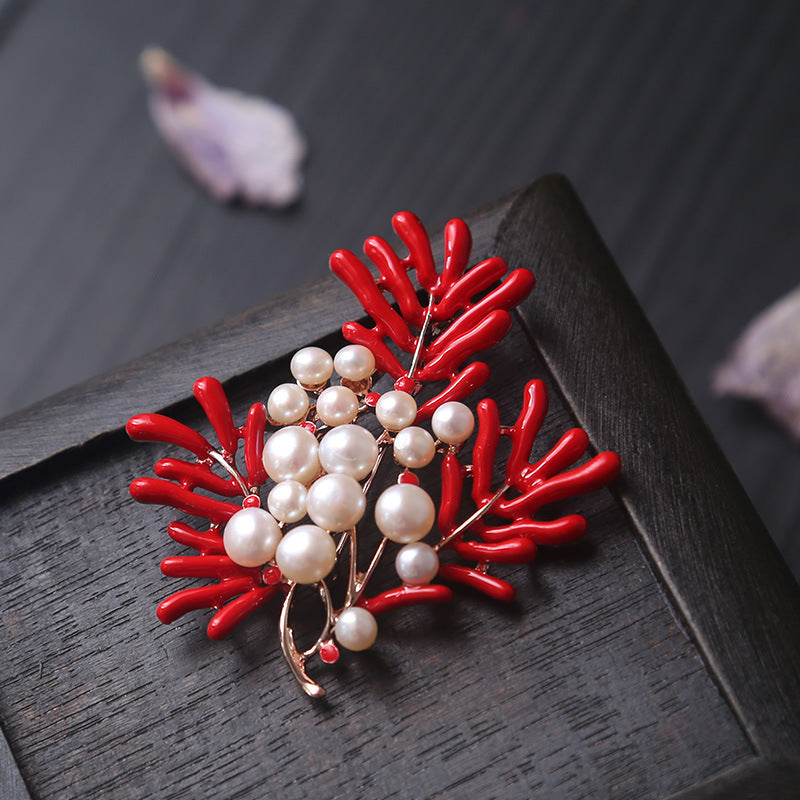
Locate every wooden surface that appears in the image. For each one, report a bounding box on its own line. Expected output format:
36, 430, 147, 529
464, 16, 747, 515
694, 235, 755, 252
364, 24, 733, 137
1, 177, 798, 799
0, 0, 799, 583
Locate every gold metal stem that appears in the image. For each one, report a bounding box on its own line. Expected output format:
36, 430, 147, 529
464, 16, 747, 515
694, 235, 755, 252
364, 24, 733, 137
435, 484, 511, 552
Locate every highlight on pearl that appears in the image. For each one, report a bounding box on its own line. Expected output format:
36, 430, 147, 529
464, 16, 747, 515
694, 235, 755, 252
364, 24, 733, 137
267, 479, 307, 523
267, 382, 310, 425
305, 473, 366, 532
262, 425, 320, 485
333, 344, 376, 381
223, 507, 282, 568
374, 483, 435, 543
275, 524, 337, 584
334, 606, 378, 651
290, 346, 334, 389
395, 541, 439, 585
375, 390, 417, 431
431, 401, 475, 445
318, 424, 378, 481
315, 385, 359, 426
393, 425, 436, 469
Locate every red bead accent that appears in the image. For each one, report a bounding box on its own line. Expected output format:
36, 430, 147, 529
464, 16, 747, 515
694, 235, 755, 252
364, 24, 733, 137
319, 641, 340, 663
242, 494, 261, 508
394, 376, 415, 394
262, 566, 282, 585
300, 421, 317, 433
398, 471, 419, 485
364, 392, 380, 407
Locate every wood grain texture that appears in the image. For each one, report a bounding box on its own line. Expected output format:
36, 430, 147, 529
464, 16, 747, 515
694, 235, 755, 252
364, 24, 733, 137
4, 178, 799, 799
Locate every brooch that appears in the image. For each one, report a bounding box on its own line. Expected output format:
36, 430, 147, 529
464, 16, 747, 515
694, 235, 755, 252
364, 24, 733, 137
127, 211, 621, 697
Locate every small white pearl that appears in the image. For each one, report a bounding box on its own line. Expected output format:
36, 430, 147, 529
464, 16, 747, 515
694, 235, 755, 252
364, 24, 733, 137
334, 344, 376, 381
393, 426, 436, 469
395, 542, 439, 585
306, 474, 366, 531
374, 483, 435, 543
223, 507, 282, 568
431, 401, 475, 445
290, 347, 334, 388
267, 480, 307, 523
334, 607, 378, 651
375, 390, 417, 431
318, 425, 378, 481
262, 426, 320, 485
275, 524, 337, 584
267, 383, 309, 425
315, 385, 359, 426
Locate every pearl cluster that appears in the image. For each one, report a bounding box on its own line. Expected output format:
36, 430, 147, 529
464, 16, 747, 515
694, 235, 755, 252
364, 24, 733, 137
222, 342, 477, 654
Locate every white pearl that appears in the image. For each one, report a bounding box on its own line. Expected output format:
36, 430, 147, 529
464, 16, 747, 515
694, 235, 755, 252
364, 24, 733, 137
267, 383, 309, 425
275, 524, 337, 584
315, 385, 359, 426
431, 401, 475, 445
374, 483, 435, 543
334, 607, 378, 651
318, 425, 378, 481
262, 426, 320, 485
305, 474, 366, 531
393, 426, 436, 468
334, 344, 376, 381
223, 507, 282, 568
290, 346, 334, 388
375, 390, 417, 431
267, 480, 307, 523
395, 542, 439, 585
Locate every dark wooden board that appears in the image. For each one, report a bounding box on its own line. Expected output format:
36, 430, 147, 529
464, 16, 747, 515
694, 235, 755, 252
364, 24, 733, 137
1, 177, 797, 798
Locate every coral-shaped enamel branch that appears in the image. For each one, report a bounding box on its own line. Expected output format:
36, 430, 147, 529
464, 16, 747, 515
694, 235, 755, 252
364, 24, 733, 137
127, 211, 620, 697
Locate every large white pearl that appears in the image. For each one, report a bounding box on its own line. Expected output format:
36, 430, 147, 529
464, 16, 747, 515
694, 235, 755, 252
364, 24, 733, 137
267, 480, 307, 523
275, 524, 337, 584
290, 347, 334, 388
334, 344, 376, 381
223, 507, 282, 568
375, 390, 417, 431
318, 425, 378, 481
315, 385, 359, 426
395, 542, 439, 585
374, 483, 435, 543
305, 474, 366, 531
393, 426, 436, 468
431, 401, 475, 445
262, 426, 320, 485
334, 607, 378, 651
267, 383, 309, 425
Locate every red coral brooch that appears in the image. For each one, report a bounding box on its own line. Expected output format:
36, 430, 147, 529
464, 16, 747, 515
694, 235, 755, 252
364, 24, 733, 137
127, 211, 621, 697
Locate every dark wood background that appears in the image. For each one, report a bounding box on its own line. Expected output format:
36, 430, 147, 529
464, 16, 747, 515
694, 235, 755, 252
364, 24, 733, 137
0, 2, 799, 578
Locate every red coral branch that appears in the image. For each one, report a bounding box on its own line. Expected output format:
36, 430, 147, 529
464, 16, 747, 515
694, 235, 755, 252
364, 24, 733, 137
130, 477, 240, 524
206, 585, 282, 639
436, 565, 516, 602
157, 577, 257, 624
244, 402, 268, 486
358, 584, 453, 615
154, 458, 241, 495
330, 211, 535, 411
166, 521, 225, 555
126, 413, 213, 458
193, 376, 239, 455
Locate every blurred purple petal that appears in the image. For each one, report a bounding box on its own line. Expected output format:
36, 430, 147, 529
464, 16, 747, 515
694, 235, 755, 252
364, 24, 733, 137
714, 285, 800, 439
139, 47, 306, 208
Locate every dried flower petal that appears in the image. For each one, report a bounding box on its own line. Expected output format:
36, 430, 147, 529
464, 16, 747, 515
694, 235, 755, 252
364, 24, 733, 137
139, 46, 306, 208
714, 284, 800, 439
